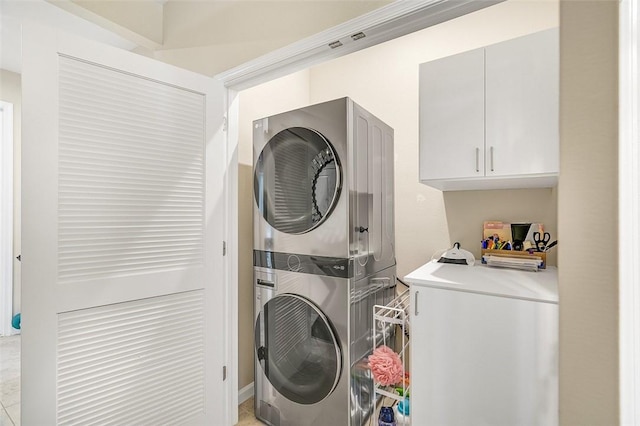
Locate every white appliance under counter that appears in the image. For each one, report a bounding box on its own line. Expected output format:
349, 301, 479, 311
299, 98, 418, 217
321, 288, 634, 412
406, 262, 558, 426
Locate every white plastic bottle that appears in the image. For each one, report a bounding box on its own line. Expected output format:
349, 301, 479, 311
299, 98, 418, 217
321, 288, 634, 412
394, 408, 408, 425
394, 399, 410, 426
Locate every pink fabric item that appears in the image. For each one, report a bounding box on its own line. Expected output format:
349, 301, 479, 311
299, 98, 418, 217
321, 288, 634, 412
368, 345, 404, 386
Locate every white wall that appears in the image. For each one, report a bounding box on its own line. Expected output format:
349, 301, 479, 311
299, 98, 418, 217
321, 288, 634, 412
307, 0, 559, 278
0, 69, 21, 315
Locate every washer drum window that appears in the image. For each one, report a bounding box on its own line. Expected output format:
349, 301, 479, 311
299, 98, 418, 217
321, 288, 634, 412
255, 294, 342, 405
254, 127, 341, 235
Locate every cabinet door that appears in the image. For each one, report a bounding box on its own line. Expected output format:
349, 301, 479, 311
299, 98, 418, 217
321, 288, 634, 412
419, 48, 485, 181
410, 285, 558, 426
485, 28, 559, 177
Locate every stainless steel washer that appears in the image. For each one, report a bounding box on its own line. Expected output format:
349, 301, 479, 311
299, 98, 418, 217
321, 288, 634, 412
253, 257, 396, 426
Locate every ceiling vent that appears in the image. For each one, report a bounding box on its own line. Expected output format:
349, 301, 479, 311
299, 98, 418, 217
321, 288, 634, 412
351, 32, 366, 41
328, 40, 343, 49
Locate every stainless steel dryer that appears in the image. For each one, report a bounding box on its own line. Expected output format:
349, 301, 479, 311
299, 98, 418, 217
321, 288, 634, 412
253, 97, 395, 279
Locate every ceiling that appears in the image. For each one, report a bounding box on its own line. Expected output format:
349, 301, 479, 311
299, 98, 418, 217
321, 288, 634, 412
0, 0, 137, 74
0, 0, 391, 75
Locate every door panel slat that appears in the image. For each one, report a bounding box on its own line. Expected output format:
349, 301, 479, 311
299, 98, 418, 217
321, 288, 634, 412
58, 56, 205, 283
57, 291, 205, 425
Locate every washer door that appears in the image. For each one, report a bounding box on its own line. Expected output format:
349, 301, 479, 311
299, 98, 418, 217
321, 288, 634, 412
255, 294, 342, 405
254, 127, 341, 234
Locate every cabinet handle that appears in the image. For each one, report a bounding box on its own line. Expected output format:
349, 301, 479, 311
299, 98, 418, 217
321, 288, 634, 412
414, 291, 419, 316
490, 146, 495, 172
475, 147, 480, 172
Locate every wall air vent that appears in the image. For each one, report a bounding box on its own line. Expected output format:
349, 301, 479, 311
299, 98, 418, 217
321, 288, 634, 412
351, 32, 366, 41
329, 41, 343, 49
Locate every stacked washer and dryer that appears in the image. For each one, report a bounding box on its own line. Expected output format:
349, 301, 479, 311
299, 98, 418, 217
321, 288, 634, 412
253, 97, 396, 426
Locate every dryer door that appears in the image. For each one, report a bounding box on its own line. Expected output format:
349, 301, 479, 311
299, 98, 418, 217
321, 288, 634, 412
255, 294, 342, 405
254, 127, 341, 234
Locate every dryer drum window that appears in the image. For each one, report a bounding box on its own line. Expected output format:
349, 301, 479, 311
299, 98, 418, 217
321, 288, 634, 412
255, 294, 342, 405
254, 127, 341, 234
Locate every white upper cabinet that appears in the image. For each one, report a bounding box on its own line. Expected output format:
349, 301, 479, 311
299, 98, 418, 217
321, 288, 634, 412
485, 29, 559, 178
419, 48, 485, 181
419, 28, 559, 191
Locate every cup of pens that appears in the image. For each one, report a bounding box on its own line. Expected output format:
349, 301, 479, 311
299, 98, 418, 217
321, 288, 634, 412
481, 235, 512, 250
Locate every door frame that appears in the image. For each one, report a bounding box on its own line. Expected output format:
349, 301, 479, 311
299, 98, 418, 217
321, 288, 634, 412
0, 100, 15, 337
223, 89, 240, 424
619, 0, 639, 423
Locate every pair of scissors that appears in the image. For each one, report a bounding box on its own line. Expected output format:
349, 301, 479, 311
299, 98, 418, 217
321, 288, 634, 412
533, 231, 551, 252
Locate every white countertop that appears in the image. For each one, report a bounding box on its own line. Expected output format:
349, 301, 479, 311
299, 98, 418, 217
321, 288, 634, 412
404, 261, 558, 303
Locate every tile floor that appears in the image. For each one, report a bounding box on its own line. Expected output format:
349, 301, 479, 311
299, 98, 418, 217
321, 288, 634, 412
0, 335, 262, 426
0, 335, 20, 426
236, 397, 264, 426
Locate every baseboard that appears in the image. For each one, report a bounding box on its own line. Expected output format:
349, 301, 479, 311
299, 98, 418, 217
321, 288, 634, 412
238, 382, 254, 404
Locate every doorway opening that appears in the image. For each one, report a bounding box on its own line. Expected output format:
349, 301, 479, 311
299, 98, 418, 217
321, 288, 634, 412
0, 100, 16, 338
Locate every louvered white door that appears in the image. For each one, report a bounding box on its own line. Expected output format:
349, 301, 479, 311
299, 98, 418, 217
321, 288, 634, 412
21, 25, 226, 425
